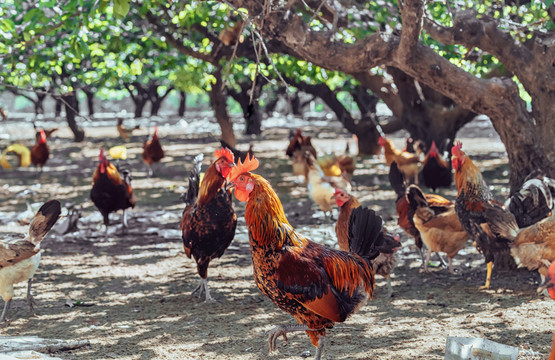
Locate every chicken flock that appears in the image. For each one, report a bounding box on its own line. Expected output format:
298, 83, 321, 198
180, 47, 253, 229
1, 123, 555, 359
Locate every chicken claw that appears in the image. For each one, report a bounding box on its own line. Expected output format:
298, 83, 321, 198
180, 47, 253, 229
266, 324, 312, 353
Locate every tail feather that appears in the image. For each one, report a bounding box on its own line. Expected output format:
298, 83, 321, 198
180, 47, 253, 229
28, 200, 61, 245
348, 207, 396, 262
484, 205, 519, 242
183, 154, 204, 205
388, 161, 406, 198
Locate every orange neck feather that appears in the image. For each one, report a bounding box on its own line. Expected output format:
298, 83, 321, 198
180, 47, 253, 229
197, 163, 225, 206
454, 155, 482, 195
245, 174, 305, 249
93, 163, 122, 185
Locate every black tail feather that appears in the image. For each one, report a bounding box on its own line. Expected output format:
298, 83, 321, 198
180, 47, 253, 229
28, 200, 62, 244
348, 207, 396, 262
183, 154, 204, 205
484, 205, 519, 242
388, 161, 406, 199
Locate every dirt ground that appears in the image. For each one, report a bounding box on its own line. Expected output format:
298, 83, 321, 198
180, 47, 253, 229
0, 116, 553, 359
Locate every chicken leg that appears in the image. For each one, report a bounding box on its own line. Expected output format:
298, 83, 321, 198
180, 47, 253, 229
479, 261, 493, 289
0, 299, 11, 322
192, 278, 215, 303
122, 209, 129, 234
27, 279, 37, 315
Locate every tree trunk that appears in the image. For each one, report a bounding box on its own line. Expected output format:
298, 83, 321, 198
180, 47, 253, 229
62, 93, 85, 142
228, 80, 263, 135
149, 85, 173, 116
178, 91, 187, 116
245, 102, 262, 135
264, 86, 286, 114
290, 91, 302, 116
134, 100, 148, 118
209, 70, 236, 147
83, 89, 95, 116
54, 98, 63, 117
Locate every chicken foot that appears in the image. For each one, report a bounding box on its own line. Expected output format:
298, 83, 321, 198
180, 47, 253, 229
314, 336, 326, 360
479, 261, 493, 289
121, 209, 128, 235
0, 299, 11, 322
27, 279, 37, 315
192, 278, 216, 303
267, 324, 323, 353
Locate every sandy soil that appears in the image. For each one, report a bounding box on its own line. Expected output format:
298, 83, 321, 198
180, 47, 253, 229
0, 116, 553, 359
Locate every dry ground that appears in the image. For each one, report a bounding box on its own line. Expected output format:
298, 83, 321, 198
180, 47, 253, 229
0, 116, 553, 359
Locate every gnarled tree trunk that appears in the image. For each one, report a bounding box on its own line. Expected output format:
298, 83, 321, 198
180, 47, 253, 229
209, 70, 236, 147
178, 91, 187, 116
82, 88, 95, 116
62, 92, 85, 142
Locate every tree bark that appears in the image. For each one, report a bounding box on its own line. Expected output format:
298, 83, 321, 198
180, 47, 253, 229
209, 70, 236, 147
62, 93, 85, 142
150, 85, 173, 116
54, 97, 63, 117
228, 79, 263, 135
178, 91, 187, 116
82, 88, 95, 116
124, 83, 150, 118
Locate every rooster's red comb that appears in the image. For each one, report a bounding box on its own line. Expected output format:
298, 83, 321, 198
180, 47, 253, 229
229, 154, 259, 181
214, 147, 234, 164
451, 141, 463, 156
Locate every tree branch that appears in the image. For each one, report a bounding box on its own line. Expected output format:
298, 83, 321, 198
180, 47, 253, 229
398, 0, 424, 63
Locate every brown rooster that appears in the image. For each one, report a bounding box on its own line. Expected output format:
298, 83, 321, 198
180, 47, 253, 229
229, 155, 393, 359
0, 200, 61, 322
451, 141, 514, 289
31, 129, 49, 173
142, 126, 164, 176
180, 149, 237, 303
90, 148, 136, 239
333, 188, 400, 297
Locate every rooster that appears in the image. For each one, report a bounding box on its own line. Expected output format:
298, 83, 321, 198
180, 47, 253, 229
180, 148, 237, 303
419, 141, 453, 191
117, 118, 140, 140
228, 154, 393, 359
31, 129, 49, 173
379, 136, 420, 184
538, 261, 555, 360
0, 200, 61, 322
142, 126, 164, 177
406, 185, 470, 273
333, 189, 400, 297
90, 148, 136, 239
451, 141, 514, 289
388, 161, 453, 265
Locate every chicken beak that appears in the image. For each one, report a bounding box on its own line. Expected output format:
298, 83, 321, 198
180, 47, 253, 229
330, 194, 336, 200
225, 181, 236, 191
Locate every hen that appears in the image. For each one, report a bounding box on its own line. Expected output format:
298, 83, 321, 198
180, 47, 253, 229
485, 210, 555, 288
418, 141, 453, 191
0, 200, 61, 322
31, 129, 49, 173
406, 185, 470, 273
451, 141, 514, 289
142, 126, 165, 176
117, 118, 140, 140
180, 149, 237, 303
388, 161, 453, 265
333, 189, 400, 297
302, 152, 337, 219
379, 136, 420, 184
90, 148, 136, 239
229, 155, 392, 359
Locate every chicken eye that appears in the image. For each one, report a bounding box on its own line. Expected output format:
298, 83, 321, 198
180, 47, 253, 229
239, 175, 245, 182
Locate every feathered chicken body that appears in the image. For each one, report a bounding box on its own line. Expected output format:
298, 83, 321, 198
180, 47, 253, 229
303, 152, 336, 218
379, 136, 420, 184
180, 149, 237, 302
142, 126, 164, 176
334, 189, 400, 297
388, 161, 452, 263
117, 118, 140, 140
419, 141, 453, 191
0, 200, 61, 322
90, 148, 135, 237
505, 170, 555, 228
452, 141, 513, 288
229, 156, 390, 359
406, 185, 469, 273
31, 129, 49, 171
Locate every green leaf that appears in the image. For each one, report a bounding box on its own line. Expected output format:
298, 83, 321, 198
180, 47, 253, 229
0, 19, 15, 32
113, 0, 130, 19
545, 0, 554, 7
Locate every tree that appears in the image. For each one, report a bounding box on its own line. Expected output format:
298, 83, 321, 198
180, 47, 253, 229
222, 0, 554, 191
